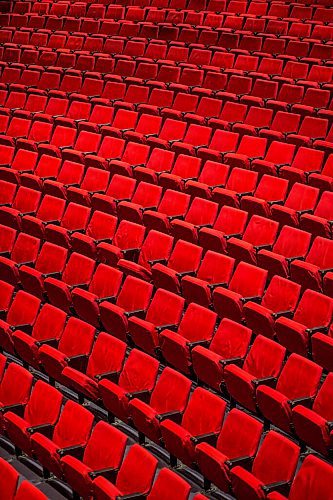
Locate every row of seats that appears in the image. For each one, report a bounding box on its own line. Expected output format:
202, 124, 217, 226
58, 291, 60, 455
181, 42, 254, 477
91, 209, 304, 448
1, 15, 332, 57
10, 0, 333, 19
1, 25, 332, 63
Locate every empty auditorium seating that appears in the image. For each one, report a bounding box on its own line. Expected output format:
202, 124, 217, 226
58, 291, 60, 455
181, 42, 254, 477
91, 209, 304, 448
1, 0, 333, 495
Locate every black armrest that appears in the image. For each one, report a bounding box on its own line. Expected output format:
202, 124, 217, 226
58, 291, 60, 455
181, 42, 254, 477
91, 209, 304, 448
208, 281, 228, 290
236, 191, 253, 198
96, 295, 116, 304
272, 310, 294, 319
0, 251, 10, 258
187, 339, 210, 348
148, 258, 167, 266
19, 211, 36, 217
225, 455, 253, 469
35, 338, 58, 348
69, 283, 89, 291
224, 233, 242, 240
240, 295, 261, 304
319, 267, 333, 276
27, 423, 53, 437
145, 133, 158, 138
15, 261, 34, 268
9, 324, 32, 333
195, 223, 213, 229
66, 354, 89, 371
88, 467, 118, 481
122, 247, 140, 259
57, 444, 85, 458
326, 421, 333, 431
261, 481, 291, 494
140, 206, 158, 212
176, 270, 196, 278
0, 403, 25, 415
190, 431, 218, 445
167, 214, 184, 221
95, 370, 119, 383
124, 309, 146, 318
125, 389, 151, 401
116, 494, 147, 500
156, 323, 178, 333
254, 244, 272, 252
252, 376, 277, 387
288, 396, 314, 408
42, 271, 61, 279
267, 199, 284, 206
219, 356, 243, 366
285, 255, 305, 263
68, 228, 85, 235
64, 183, 80, 188
305, 325, 329, 335
297, 209, 312, 216
42, 219, 60, 226
155, 410, 182, 422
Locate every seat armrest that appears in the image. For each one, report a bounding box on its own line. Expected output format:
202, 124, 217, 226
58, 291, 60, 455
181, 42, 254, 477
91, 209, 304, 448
187, 339, 210, 348
0, 403, 25, 415
42, 271, 62, 279
96, 370, 119, 383
88, 467, 118, 481
326, 421, 333, 432
225, 455, 253, 469
305, 325, 329, 335
121, 247, 140, 260
224, 233, 242, 240
261, 481, 291, 495
156, 323, 178, 333
140, 205, 158, 213
42, 220, 60, 226
219, 356, 243, 366
272, 310, 294, 319
96, 295, 116, 304
35, 338, 58, 348
208, 282, 228, 290
254, 244, 272, 252
66, 354, 89, 371
16, 261, 34, 268
57, 444, 85, 459
155, 410, 182, 422
252, 376, 277, 387
190, 431, 219, 445
69, 283, 89, 291
319, 267, 333, 276
9, 324, 32, 334
176, 270, 196, 278
124, 309, 146, 318
240, 295, 261, 304
288, 396, 314, 408
125, 390, 151, 402
167, 214, 184, 221
195, 223, 212, 229
116, 493, 147, 500
236, 191, 253, 198
27, 423, 53, 437
148, 258, 167, 266
297, 209, 312, 216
